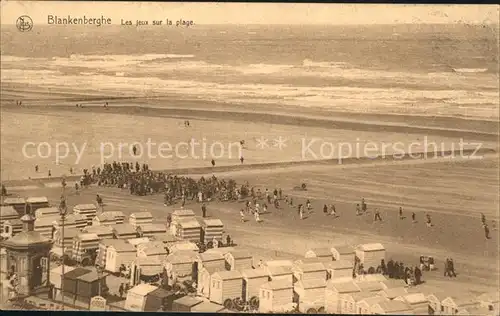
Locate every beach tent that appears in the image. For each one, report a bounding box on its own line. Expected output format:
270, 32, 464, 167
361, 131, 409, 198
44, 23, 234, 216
105, 242, 136, 273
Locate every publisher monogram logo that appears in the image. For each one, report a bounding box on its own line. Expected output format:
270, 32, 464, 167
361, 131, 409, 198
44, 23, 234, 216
16, 15, 33, 32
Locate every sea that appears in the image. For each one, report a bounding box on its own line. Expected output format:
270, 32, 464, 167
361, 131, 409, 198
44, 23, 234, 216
1, 24, 499, 119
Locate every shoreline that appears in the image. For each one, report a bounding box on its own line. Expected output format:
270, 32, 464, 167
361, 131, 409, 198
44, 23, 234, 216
1, 148, 496, 186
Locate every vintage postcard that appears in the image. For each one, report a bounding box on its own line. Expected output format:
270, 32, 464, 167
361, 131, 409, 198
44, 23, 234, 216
0, 1, 499, 313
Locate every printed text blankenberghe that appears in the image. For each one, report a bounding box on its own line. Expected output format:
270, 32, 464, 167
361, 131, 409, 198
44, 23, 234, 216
48, 15, 112, 26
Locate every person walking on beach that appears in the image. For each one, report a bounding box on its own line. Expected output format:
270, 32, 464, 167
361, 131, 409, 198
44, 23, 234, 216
399, 207, 404, 220
48, 170, 51, 177
481, 213, 486, 226
356, 204, 362, 216
374, 209, 382, 221
35, 165, 39, 173
330, 204, 337, 217
323, 204, 328, 215
426, 214, 432, 227
240, 156, 244, 164
484, 223, 490, 239
306, 199, 312, 210
299, 204, 304, 220
201, 203, 207, 218
412, 212, 416, 223
96, 194, 103, 212
240, 209, 245, 222
211, 159, 216, 167
133, 145, 138, 156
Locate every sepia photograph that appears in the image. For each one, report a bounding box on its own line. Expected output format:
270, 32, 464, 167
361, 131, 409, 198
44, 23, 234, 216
0, 1, 499, 313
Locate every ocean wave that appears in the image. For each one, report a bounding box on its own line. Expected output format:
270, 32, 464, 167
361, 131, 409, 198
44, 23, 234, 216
453, 68, 489, 73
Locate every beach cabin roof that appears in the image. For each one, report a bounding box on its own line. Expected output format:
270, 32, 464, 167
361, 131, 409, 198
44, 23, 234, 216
380, 287, 409, 299
349, 291, 381, 302
0, 206, 19, 217
227, 249, 253, 259
111, 243, 136, 253
64, 268, 92, 280
213, 270, 243, 280
356, 280, 384, 292
76, 233, 99, 241
294, 262, 326, 273
261, 279, 292, 291
55, 227, 80, 239
327, 280, 361, 293
95, 212, 118, 221
265, 260, 294, 267
134, 257, 163, 276
357, 243, 385, 252
172, 209, 195, 217
74, 204, 96, 210
242, 268, 269, 279
127, 237, 150, 246
296, 278, 327, 289
191, 301, 226, 313
50, 264, 76, 276
138, 224, 167, 232
332, 245, 355, 254
267, 266, 292, 276
398, 293, 428, 305
307, 248, 332, 257
152, 233, 178, 243
166, 250, 198, 264
35, 216, 59, 226
130, 283, 158, 296
198, 252, 225, 262
101, 239, 128, 247
358, 295, 388, 308
2, 197, 26, 205
323, 260, 353, 270
381, 278, 408, 289
26, 196, 49, 204
373, 300, 412, 313
170, 241, 199, 252
173, 296, 203, 308
201, 218, 224, 227
130, 211, 153, 219
443, 295, 480, 308
177, 219, 201, 229
35, 207, 60, 217
4, 219, 23, 226
83, 225, 113, 235
77, 270, 108, 282
113, 224, 137, 235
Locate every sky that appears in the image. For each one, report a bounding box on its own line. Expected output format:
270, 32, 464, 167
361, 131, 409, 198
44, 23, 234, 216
1, 1, 499, 26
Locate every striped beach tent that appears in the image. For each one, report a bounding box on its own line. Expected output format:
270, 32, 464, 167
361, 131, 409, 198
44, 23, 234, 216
72, 233, 100, 263
73, 204, 98, 224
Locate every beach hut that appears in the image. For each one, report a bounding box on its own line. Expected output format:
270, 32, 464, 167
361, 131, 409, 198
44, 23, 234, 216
127, 237, 150, 248
72, 233, 100, 265
34, 207, 60, 219
242, 268, 270, 302
82, 225, 114, 239
477, 292, 499, 313
137, 223, 168, 238
172, 296, 203, 312
1, 219, 23, 239
105, 242, 137, 273
190, 300, 226, 313
129, 211, 153, 227
49, 265, 76, 300
73, 204, 98, 224
395, 293, 429, 315
0, 206, 20, 233
357, 295, 389, 314
195, 252, 227, 298
331, 245, 356, 264
2, 197, 26, 215
371, 300, 414, 315
53, 227, 81, 250
171, 209, 196, 223
34, 216, 59, 239
379, 287, 409, 300
210, 270, 244, 305
96, 239, 129, 268
25, 196, 49, 213
53, 213, 88, 230
112, 223, 138, 239
76, 270, 109, 301
92, 211, 124, 226
153, 233, 180, 249
341, 291, 381, 314
441, 295, 480, 315
62, 267, 93, 301
124, 283, 161, 311
200, 218, 224, 243
355, 243, 386, 269
427, 292, 449, 315
323, 260, 354, 280
130, 257, 163, 286
163, 250, 198, 281
137, 241, 168, 261
292, 262, 326, 282
259, 279, 294, 313
304, 248, 333, 261
266, 266, 293, 283
293, 278, 327, 313
325, 280, 361, 313
173, 219, 201, 242
224, 249, 253, 271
